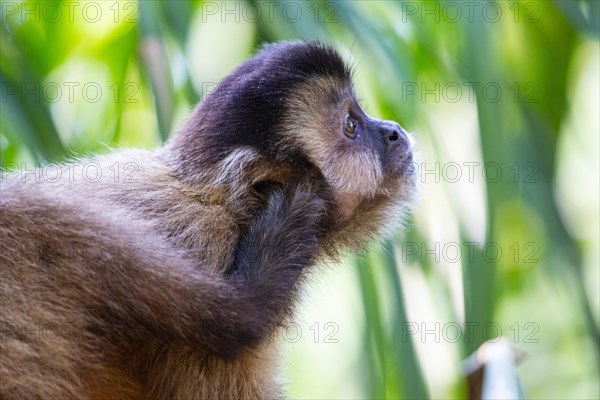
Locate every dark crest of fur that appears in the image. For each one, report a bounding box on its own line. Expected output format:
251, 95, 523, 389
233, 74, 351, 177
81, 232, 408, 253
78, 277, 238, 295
170, 41, 352, 180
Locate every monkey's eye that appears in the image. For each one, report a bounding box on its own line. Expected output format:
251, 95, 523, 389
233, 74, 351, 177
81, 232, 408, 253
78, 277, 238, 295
344, 115, 357, 139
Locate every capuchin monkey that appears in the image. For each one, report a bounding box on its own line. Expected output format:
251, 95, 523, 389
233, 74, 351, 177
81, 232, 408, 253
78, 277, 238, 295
0, 41, 415, 399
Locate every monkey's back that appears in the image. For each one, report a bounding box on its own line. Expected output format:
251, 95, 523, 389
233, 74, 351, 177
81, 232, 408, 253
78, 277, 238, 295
0, 150, 282, 399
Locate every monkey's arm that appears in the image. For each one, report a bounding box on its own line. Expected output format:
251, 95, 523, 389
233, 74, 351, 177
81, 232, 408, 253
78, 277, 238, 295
0, 185, 323, 360
96, 186, 324, 358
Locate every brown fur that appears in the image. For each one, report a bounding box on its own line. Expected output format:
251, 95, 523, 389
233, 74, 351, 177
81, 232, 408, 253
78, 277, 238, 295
0, 42, 415, 399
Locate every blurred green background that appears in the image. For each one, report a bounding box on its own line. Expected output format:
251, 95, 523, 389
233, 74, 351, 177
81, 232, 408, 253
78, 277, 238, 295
1, 0, 599, 398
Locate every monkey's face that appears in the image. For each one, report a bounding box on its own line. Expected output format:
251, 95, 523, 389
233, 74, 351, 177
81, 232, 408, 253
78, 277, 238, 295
283, 76, 416, 225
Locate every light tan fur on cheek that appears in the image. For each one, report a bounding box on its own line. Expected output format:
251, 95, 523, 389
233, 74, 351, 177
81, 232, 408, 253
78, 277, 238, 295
283, 78, 383, 204
322, 145, 383, 221
322, 143, 382, 197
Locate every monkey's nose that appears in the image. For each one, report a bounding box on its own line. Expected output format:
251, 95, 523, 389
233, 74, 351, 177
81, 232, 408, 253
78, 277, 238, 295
381, 121, 410, 153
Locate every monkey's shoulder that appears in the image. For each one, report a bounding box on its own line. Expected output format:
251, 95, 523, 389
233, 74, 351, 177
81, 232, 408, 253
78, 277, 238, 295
1, 148, 241, 273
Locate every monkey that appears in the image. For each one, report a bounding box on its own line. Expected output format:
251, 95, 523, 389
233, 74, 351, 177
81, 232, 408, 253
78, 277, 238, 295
0, 41, 415, 400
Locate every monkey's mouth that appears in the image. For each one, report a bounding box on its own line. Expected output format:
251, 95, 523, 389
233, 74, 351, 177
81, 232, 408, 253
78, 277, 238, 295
387, 148, 415, 179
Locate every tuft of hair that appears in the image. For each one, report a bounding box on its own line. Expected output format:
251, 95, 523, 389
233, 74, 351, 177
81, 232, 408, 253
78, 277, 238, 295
167, 41, 352, 183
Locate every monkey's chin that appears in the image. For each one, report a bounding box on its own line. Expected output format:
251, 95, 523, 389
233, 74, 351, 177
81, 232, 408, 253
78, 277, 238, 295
379, 153, 416, 199
387, 151, 415, 179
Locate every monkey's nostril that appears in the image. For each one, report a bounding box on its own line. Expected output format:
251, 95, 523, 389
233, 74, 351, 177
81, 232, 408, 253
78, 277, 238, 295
388, 130, 400, 142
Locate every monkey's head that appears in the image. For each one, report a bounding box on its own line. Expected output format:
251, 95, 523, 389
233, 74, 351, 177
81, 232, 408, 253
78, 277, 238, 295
169, 41, 416, 252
